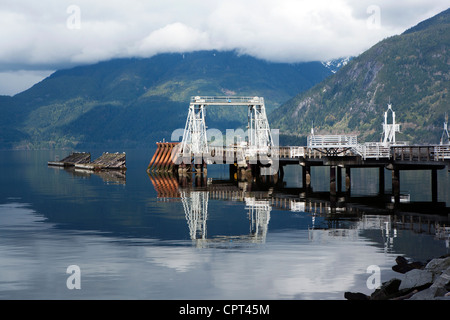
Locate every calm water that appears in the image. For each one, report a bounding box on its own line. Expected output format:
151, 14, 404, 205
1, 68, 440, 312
0, 149, 449, 300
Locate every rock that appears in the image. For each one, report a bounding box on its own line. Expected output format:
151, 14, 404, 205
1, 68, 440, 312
406, 262, 450, 300
431, 266, 450, 287
370, 279, 401, 300
406, 287, 435, 300
407, 284, 449, 300
344, 292, 369, 300
392, 255, 425, 274
399, 269, 433, 291
428, 266, 450, 298
425, 257, 450, 276
396, 256, 408, 265
347, 255, 450, 300
391, 289, 419, 300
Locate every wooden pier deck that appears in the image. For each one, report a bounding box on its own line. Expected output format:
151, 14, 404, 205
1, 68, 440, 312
48, 152, 126, 171
48, 152, 91, 167
75, 152, 126, 171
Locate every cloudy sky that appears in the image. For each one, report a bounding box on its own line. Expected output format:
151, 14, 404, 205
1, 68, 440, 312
0, 0, 448, 95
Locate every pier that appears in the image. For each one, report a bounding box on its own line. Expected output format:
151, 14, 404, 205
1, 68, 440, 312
48, 152, 91, 167
148, 96, 450, 205
49, 152, 126, 171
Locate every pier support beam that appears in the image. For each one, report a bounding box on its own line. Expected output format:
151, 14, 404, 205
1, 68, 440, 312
229, 164, 237, 180
392, 168, 400, 203
279, 165, 285, 182
337, 166, 343, 193
302, 165, 311, 189
345, 167, 351, 194
330, 166, 336, 196
431, 168, 438, 203
379, 166, 385, 195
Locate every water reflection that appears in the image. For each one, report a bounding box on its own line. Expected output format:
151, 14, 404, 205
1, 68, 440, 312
148, 170, 450, 254
0, 150, 449, 299
48, 166, 127, 185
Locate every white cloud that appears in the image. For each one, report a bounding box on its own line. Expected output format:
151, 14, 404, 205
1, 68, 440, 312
0, 0, 448, 95
135, 22, 213, 57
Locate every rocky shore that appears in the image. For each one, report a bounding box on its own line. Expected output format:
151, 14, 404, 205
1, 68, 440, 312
345, 254, 450, 300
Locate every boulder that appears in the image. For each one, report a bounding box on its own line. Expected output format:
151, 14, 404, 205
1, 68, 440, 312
370, 279, 401, 300
344, 292, 369, 300
407, 262, 450, 300
344, 255, 450, 300
425, 257, 450, 277
392, 255, 424, 274
398, 269, 433, 291
407, 287, 436, 300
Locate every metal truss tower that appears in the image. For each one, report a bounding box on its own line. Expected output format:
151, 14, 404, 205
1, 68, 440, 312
247, 97, 274, 151
180, 100, 208, 160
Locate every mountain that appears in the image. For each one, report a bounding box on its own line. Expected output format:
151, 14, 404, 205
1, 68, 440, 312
0, 50, 334, 149
321, 57, 352, 74
270, 8, 450, 145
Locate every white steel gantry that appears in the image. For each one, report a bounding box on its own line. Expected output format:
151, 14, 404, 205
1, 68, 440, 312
180, 96, 274, 161
247, 97, 274, 152
181, 99, 209, 159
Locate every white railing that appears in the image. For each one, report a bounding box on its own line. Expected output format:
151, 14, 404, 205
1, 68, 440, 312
434, 145, 450, 160
191, 96, 264, 105
307, 134, 358, 148
184, 143, 450, 163
353, 142, 391, 159
289, 146, 305, 158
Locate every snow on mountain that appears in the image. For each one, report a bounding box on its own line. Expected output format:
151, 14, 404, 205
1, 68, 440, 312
321, 57, 352, 73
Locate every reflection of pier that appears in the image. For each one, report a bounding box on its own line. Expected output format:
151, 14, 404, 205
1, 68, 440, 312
48, 165, 126, 185
148, 172, 449, 249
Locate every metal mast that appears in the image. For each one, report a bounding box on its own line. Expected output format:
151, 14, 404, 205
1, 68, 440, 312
382, 103, 400, 145
441, 112, 450, 145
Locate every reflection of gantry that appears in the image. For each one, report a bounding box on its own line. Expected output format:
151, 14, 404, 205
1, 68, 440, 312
181, 190, 209, 241
179, 189, 271, 247
245, 197, 271, 242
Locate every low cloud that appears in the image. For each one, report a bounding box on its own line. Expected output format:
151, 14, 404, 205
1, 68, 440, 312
136, 22, 214, 57
0, 0, 448, 94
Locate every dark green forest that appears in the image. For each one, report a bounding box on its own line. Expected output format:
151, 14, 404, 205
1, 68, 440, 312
0, 51, 332, 149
